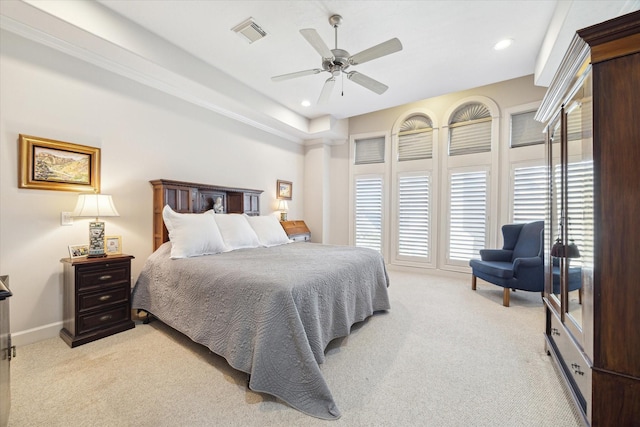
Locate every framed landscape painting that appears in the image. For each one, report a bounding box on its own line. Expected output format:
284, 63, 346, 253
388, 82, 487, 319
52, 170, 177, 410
19, 134, 100, 192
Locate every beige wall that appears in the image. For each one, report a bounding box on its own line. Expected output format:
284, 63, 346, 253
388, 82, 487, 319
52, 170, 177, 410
328, 75, 549, 246
0, 31, 304, 344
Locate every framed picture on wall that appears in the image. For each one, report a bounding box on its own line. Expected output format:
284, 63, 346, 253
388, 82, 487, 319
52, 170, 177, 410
277, 180, 292, 200
18, 134, 101, 192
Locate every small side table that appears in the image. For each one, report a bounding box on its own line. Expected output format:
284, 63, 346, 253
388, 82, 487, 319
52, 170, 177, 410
60, 254, 135, 347
280, 220, 311, 242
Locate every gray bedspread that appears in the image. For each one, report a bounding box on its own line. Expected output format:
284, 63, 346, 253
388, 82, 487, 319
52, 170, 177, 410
131, 242, 390, 420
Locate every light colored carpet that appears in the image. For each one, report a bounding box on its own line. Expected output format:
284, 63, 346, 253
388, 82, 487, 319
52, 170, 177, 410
8, 270, 582, 426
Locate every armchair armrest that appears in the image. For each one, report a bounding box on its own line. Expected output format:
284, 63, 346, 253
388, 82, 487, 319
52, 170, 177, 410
479, 249, 513, 262
512, 256, 542, 272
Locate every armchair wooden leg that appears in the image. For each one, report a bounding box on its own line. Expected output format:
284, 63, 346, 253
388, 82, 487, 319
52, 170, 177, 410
471, 274, 477, 291
503, 288, 510, 307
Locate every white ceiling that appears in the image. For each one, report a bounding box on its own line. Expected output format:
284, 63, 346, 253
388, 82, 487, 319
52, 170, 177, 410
2, 0, 638, 143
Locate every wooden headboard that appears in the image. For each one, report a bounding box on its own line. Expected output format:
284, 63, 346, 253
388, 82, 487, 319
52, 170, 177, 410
150, 179, 263, 251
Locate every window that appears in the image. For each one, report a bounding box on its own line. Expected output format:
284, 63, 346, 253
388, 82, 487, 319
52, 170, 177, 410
512, 165, 547, 223
510, 110, 546, 148
564, 160, 594, 267
355, 136, 385, 165
354, 176, 383, 252
449, 170, 487, 261
397, 174, 430, 259
448, 103, 492, 156
398, 115, 433, 161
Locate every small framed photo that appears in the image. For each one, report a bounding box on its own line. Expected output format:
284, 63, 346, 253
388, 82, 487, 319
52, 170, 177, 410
277, 180, 292, 200
68, 244, 89, 259
105, 236, 122, 255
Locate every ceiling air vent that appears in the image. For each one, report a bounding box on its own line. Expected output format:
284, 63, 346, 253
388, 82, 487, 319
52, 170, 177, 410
232, 18, 267, 44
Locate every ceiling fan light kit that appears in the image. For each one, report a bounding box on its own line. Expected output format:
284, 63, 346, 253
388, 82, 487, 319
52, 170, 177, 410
272, 14, 403, 104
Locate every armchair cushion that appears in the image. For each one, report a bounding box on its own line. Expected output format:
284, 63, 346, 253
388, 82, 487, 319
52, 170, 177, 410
469, 260, 514, 279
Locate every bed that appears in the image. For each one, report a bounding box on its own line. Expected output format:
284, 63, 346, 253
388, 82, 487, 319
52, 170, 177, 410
131, 180, 390, 420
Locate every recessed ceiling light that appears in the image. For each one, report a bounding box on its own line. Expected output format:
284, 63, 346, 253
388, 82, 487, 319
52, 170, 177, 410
494, 38, 513, 51
301, 100, 311, 107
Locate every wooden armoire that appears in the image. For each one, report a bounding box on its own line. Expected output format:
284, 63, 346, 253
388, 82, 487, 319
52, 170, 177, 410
536, 10, 640, 426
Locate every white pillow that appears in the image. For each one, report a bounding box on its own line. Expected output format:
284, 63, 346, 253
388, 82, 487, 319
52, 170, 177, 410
213, 213, 261, 250
245, 214, 291, 247
162, 205, 227, 258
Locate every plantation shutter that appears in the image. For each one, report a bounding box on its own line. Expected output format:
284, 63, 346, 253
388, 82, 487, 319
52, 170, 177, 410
511, 111, 545, 147
355, 136, 385, 165
398, 115, 433, 161
513, 165, 547, 223
566, 161, 594, 266
398, 174, 429, 258
355, 177, 383, 252
449, 103, 492, 156
449, 171, 487, 261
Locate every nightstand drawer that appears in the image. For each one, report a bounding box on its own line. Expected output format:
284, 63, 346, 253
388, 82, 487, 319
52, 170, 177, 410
290, 234, 310, 242
77, 305, 130, 334
76, 262, 130, 290
78, 286, 129, 313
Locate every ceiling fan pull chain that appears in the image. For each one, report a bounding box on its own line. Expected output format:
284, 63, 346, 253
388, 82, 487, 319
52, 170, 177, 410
341, 73, 344, 96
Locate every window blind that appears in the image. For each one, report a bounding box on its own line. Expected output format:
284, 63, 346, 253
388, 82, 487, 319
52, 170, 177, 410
398, 175, 429, 258
566, 161, 594, 267
398, 115, 433, 161
513, 165, 547, 223
449, 171, 487, 261
355, 177, 383, 252
449, 103, 492, 156
511, 110, 545, 148
355, 137, 385, 165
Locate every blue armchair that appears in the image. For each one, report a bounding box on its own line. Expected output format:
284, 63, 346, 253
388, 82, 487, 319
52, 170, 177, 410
469, 221, 544, 307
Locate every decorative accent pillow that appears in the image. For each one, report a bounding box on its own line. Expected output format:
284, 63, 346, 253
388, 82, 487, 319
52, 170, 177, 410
162, 205, 227, 258
213, 213, 261, 250
245, 214, 291, 247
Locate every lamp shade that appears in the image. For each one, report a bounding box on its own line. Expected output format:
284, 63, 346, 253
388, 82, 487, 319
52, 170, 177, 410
277, 200, 289, 211
73, 194, 120, 219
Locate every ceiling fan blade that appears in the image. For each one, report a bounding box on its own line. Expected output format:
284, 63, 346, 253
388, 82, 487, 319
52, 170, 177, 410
349, 38, 403, 65
318, 77, 335, 104
346, 71, 388, 95
272, 69, 323, 82
300, 28, 334, 59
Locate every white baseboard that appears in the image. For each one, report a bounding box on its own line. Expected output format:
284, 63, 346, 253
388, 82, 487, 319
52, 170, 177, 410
12, 321, 62, 347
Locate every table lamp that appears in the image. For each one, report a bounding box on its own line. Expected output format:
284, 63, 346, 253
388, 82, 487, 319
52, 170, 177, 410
73, 193, 120, 257
278, 200, 288, 221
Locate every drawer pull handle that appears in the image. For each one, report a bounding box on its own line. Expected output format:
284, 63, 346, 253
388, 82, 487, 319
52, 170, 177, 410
99, 275, 113, 281
551, 327, 560, 336
571, 363, 585, 376
99, 314, 113, 322
99, 295, 112, 301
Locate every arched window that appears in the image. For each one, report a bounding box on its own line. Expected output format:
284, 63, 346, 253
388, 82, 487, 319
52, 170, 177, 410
448, 103, 492, 156
398, 115, 433, 161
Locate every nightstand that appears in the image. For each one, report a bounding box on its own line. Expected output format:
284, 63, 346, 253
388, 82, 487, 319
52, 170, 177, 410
280, 220, 311, 242
60, 254, 135, 347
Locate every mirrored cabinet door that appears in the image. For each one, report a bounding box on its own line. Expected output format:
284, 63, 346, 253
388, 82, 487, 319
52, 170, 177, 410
563, 71, 593, 346
546, 114, 562, 315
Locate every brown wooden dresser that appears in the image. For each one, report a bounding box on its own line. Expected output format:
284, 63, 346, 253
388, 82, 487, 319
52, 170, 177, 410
280, 220, 311, 242
60, 254, 135, 347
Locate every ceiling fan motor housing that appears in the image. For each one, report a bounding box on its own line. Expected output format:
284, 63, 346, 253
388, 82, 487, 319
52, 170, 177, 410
323, 48, 351, 74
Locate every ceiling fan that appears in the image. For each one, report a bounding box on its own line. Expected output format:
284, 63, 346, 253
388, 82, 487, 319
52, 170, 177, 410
272, 14, 403, 104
